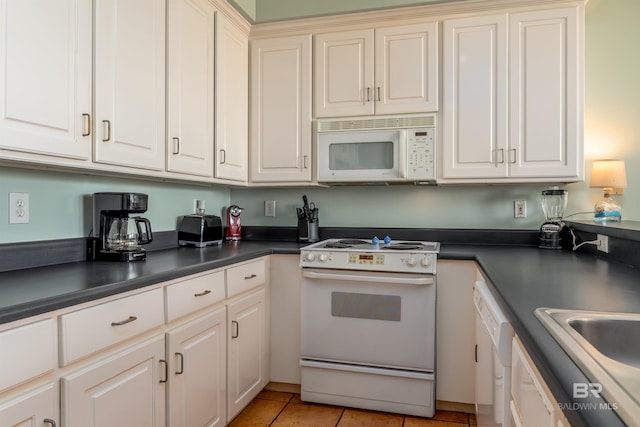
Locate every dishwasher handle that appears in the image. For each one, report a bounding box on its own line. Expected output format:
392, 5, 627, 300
302, 269, 433, 286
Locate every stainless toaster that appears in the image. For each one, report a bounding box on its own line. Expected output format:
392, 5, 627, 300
178, 214, 223, 247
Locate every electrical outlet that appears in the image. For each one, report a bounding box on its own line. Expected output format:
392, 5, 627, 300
514, 200, 527, 218
9, 193, 29, 224
265, 200, 276, 217
597, 234, 609, 253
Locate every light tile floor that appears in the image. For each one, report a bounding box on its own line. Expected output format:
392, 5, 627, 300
229, 390, 477, 427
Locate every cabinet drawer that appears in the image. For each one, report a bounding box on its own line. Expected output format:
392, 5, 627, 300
226, 258, 266, 298
0, 319, 56, 392
165, 270, 225, 323
59, 288, 164, 366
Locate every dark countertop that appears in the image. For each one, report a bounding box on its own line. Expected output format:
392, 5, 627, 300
1, 240, 637, 427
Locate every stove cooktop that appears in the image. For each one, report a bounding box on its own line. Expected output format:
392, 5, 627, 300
306, 238, 440, 253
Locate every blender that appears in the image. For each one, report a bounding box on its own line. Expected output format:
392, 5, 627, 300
539, 187, 568, 249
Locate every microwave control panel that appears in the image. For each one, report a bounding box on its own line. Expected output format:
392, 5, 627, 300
406, 128, 435, 180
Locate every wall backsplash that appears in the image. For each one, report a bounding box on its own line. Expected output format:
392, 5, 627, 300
0, 166, 230, 244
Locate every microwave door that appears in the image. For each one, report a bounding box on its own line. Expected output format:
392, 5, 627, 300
318, 130, 401, 181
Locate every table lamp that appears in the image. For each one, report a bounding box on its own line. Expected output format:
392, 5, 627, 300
590, 160, 627, 223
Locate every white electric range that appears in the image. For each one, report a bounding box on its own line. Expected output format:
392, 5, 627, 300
299, 238, 440, 417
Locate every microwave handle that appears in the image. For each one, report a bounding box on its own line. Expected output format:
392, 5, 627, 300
398, 129, 408, 179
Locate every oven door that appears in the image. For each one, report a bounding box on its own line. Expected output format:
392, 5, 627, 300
317, 130, 404, 182
301, 268, 435, 371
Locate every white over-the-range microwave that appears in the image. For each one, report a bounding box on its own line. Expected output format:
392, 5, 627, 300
316, 114, 436, 184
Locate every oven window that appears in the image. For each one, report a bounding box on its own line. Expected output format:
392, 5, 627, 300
329, 142, 394, 170
331, 292, 401, 321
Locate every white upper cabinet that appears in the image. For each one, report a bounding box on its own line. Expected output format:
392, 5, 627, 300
442, 5, 583, 181
215, 14, 249, 182
167, 0, 216, 178
442, 14, 508, 179
314, 23, 438, 118
0, 0, 92, 161
508, 7, 582, 179
250, 35, 312, 183
93, 0, 166, 171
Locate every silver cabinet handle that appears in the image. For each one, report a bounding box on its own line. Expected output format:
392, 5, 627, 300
231, 320, 239, 339
509, 148, 517, 164
172, 137, 180, 155
366, 87, 371, 102
175, 352, 184, 375
194, 290, 211, 297
496, 148, 505, 165
111, 315, 137, 326
244, 274, 257, 280
219, 149, 226, 164
159, 359, 168, 383
44, 419, 57, 427
303, 155, 308, 169
377, 86, 381, 102
82, 114, 91, 137
102, 120, 111, 142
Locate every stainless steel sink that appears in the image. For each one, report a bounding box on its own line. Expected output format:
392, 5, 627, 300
535, 308, 640, 426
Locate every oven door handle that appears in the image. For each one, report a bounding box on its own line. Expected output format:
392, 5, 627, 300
302, 270, 433, 286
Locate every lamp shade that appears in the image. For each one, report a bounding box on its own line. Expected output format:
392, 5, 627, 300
590, 160, 627, 188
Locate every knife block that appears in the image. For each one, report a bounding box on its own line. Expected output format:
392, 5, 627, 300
297, 219, 319, 243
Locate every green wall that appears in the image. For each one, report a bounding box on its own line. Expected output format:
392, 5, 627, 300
0, 166, 230, 244
232, 0, 640, 229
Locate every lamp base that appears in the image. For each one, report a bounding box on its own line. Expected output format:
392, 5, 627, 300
594, 193, 622, 224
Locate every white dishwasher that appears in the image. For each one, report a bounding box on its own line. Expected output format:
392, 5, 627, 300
474, 279, 514, 427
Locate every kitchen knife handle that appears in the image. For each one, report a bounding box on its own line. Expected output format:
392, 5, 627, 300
102, 120, 111, 142
111, 315, 137, 326
172, 137, 180, 155
44, 419, 57, 427
82, 113, 91, 137
194, 290, 211, 297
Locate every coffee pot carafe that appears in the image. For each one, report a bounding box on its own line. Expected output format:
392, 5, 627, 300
106, 217, 152, 251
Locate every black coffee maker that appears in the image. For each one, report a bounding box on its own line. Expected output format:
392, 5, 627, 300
89, 192, 153, 261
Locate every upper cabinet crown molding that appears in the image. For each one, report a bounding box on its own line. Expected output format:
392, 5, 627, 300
249, 0, 585, 39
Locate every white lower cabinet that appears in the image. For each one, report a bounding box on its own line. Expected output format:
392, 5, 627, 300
227, 288, 269, 421
511, 335, 569, 427
166, 308, 227, 427
0, 382, 58, 427
61, 334, 166, 427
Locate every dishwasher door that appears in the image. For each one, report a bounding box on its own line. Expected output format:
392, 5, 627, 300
474, 280, 514, 427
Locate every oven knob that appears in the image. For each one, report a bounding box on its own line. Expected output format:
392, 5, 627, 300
421, 258, 432, 268
407, 257, 417, 267
319, 254, 328, 263
305, 253, 316, 262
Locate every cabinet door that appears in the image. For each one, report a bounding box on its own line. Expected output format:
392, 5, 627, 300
0, 0, 91, 160
167, 0, 215, 177
442, 14, 508, 179
375, 22, 438, 115
167, 308, 227, 427
94, 0, 165, 170
508, 7, 582, 179
227, 289, 268, 420
62, 335, 166, 427
250, 35, 312, 183
215, 15, 249, 182
315, 30, 374, 117
0, 383, 58, 427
